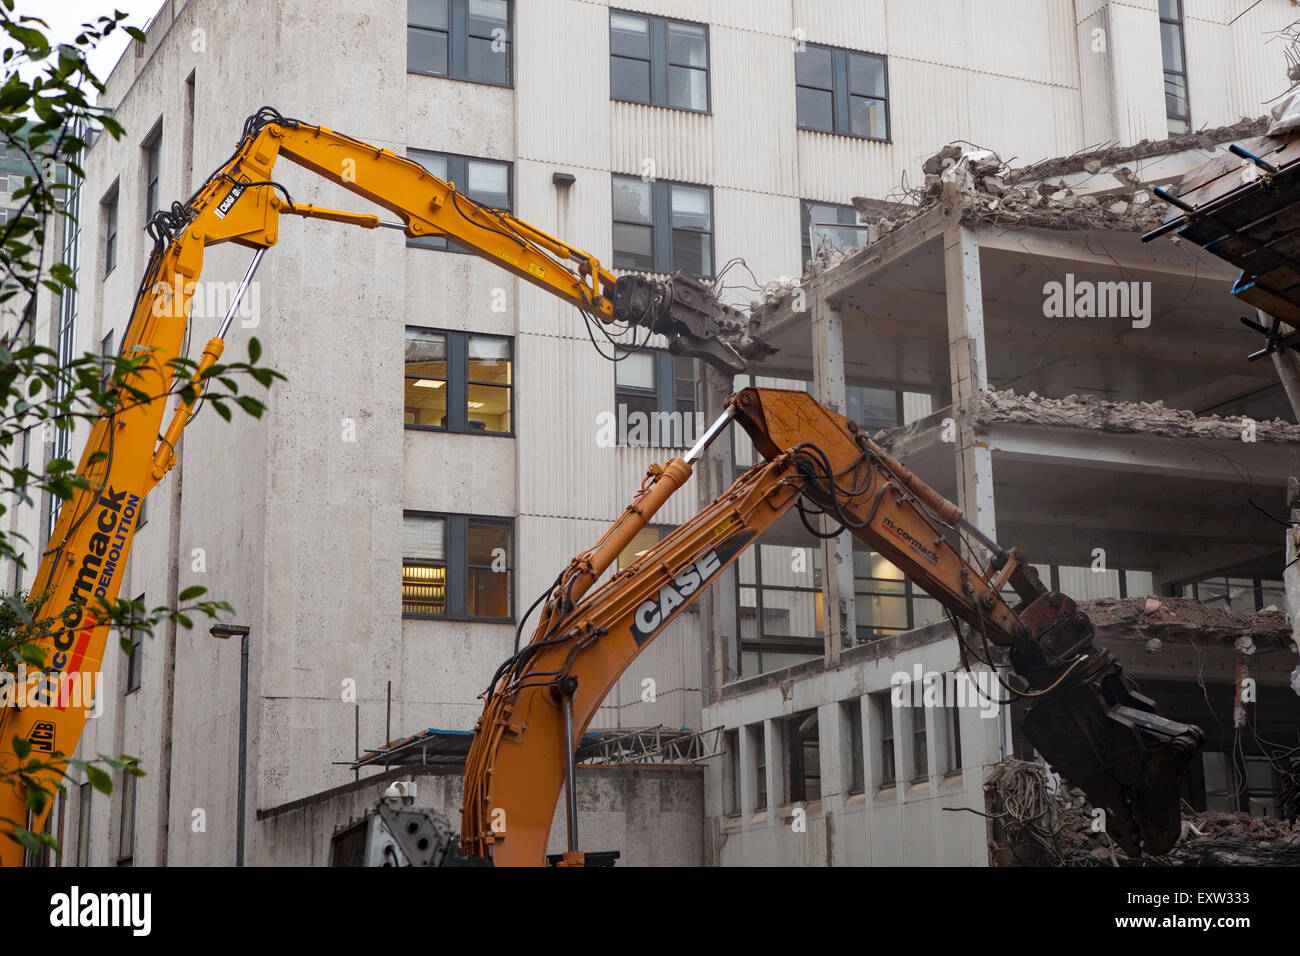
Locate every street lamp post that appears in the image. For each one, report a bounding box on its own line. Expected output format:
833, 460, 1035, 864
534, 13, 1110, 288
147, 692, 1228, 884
210, 623, 251, 867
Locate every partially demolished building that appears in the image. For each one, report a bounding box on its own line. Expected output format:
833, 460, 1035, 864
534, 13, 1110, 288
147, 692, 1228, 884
698, 122, 1300, 866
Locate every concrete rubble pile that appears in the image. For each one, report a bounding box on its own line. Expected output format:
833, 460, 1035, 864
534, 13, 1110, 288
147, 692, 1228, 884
789, 117, 1270, 284
970, 388, 1300, 444
1080, 596, 1293, 651
985, 758, 1300, 866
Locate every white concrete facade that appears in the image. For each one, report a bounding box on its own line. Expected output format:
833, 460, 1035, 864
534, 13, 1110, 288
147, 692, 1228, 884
8, 0, 1299, 865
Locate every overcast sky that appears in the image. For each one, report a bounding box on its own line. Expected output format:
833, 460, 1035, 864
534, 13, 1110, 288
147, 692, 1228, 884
13, 0, 163, 87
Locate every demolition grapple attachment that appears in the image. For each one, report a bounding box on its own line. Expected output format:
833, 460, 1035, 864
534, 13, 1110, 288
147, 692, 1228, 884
1011, 591, 1204, 856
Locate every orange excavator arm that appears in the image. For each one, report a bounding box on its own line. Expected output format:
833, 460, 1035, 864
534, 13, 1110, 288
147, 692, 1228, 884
462, 388, 1204, 866
0, 106, 747, 864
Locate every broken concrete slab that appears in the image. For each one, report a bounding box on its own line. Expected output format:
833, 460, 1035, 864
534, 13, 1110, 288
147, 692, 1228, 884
1081, 596, 1293, 652
968, 388, 1300, 444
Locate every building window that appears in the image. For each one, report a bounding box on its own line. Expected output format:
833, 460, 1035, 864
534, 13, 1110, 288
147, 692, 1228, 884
125, 594, 144, 694
101, 184, 118, 277
405, 149, 511, 252
611, 175, 713, 277
751, 723, 767, 811
800, 199, 868, 266
796, 43, 889, 141
609, 9, 709, 113
785, 710, 821, 803
911, 705, 928, 781
100, 330, 114, 395
1160, 0, 1190, 134
1182, 574, 1283, 614
404, 327, 512, 434
737, 544, 823, 670
76, 782, 91, 866
616, 524, 670, 570
613, 348, 696, 447
845, 698, 865, 793
941, 701, 962, 775
408, 0, 512, 87
117, 772, 135, 864
143, 124, 161, 219
402, 512, 513, 620
873, 691, 895, 787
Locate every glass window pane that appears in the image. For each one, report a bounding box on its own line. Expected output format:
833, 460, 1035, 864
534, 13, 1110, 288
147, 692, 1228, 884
403, 515, 446, 561
406, 376, 448, 427
615, 349, 655, 389
612, 176, 652, 224
468, 0, 508, 36
467, 383, 511, 431
847, 386, 898, 430
671, 184, 711, 230
1160, 23, 1184, 72
855, 591, 909, 629
738, 547, 756, 585
467, 160, 509, 209
409, 0, 449, 29
610, 12, 650, 58
611, 56, 652, 103
618, 525, 664, 569
667, 22, 707, 67
409, 149, 449, 179
405, 328, 447, 370
469, 567, 511, 617
761, 589, 820, 639
672, 228, 711, 276
404, 562, 446, 616
613, 222, 655, 270
1159, 0, 1180, 20
1164, 72, 1188, 121
795, 46, 833, 89
797, 87, 834, 131
466, 36, 509, 85
667, 65, 708, 111
408, 28, 449, 75
850, 95, 887, 139
468, 520, 510, 564
468, 335, 511, 383
848, 53, 886, 97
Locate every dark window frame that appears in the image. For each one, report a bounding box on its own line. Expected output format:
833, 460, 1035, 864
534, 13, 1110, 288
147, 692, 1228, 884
142, 122, 162, 221
402, 510, 515, 623
874, 691, 896, 788
116, 771, 135, 865
795, 42, 891, 142
799, 198, 863, 266
404, 326, 514, 436
101, 182, 118, 278
737, 542, 824, 664
845, 698, 866, 794
405, 148, 513, 253
407, 0, 514, 88
1159, 0, 1190, 135
609, 8, 711, 114
785, 710, 821, 804
125, 593, 144, 694
76, 781, 91, 866
613, 347, 696, 449
611, 174, 715, 277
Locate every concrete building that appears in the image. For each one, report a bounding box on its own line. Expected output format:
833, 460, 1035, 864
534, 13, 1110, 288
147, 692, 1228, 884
7, 0, 1300, 866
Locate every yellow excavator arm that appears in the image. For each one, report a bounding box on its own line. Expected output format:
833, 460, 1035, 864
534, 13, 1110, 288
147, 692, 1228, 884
0, 107, 747, 865
462, 388, 1205, 866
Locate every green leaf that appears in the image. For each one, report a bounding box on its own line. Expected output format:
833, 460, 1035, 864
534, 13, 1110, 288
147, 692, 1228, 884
248, 337, 261, 363
84, 763, 112, 795
178, 585, 206, 601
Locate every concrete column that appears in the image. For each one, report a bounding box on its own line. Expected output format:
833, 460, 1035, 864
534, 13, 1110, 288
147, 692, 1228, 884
944, 225, 998, 556
811, 297, 857, 663
763, 717, 781, 823
739, 721, 757, 816
1262, 311, 1300, 422
1285, 479, 1300, 697
698, 362, 738, 702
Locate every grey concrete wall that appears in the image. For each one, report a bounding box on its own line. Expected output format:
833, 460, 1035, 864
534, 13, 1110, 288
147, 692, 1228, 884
255, 764, 704, 867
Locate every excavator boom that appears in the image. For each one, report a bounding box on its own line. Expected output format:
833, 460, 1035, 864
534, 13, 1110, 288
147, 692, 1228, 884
462, 388, 1203, 865
0, 108, 747, 864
